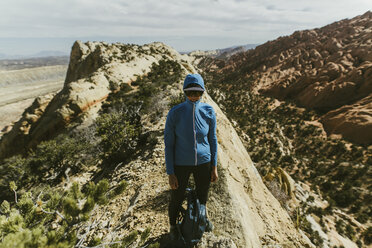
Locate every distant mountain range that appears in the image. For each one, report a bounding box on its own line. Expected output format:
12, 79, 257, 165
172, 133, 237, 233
0, 50, 69, 60
183, 43, 259, 58
0, 56, 69, 70
1, 44, 258, 60
215, 44, 258, 58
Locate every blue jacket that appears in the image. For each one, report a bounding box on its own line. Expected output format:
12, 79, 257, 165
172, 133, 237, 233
164, 74, 218, 175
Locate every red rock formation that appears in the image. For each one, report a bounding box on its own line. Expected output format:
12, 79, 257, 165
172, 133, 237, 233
321, 94, 372, 144
200, 11, 372, 144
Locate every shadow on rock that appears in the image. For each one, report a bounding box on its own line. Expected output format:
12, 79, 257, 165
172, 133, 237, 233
146, 233, 187, 248
142, 189, 171, 213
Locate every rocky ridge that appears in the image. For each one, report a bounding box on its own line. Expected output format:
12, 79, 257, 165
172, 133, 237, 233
0, 41, 193, 159
199, 11, 372, 144
0, 41, 312, 247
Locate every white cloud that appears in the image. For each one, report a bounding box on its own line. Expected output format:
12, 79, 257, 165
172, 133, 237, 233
0, 0, 370, 53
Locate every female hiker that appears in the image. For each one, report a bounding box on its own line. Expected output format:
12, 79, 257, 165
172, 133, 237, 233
164, 73, 218, 240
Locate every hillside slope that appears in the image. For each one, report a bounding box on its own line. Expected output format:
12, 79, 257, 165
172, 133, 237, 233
0, 65, 67, 134
196, 11, 371, 248
199, 11, 372, 144
0, 41, 312, 247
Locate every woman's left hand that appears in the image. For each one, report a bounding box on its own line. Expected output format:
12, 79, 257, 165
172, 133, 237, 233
211, 166, 218, 182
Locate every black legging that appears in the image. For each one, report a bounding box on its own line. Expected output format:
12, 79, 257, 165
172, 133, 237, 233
169, 162, 211, 226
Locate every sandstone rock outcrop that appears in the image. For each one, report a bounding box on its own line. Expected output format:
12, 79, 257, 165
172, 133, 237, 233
0, 94, 55, 157
263, 167, 296, 199
0, 41, 194, 159
321, 93, 372, 144
199, 11, 372, 144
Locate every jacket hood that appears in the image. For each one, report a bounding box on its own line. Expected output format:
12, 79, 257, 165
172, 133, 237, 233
183, 74, 205, 91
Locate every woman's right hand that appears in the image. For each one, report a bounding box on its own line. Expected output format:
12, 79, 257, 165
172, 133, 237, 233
168, 174, 179, 190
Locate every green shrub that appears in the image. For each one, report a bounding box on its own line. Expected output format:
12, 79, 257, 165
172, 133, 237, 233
0, 201, 10, 215
148, 243, 160, 248
17, 193, 34, 217
335, 219, 345, 235
363, 227, 372, 245
121, 230, 138, 247
0, 156, 27, 200
140, 227, 151, 244
88, 236, 102, 246
345, 224, 355, 240
84, 179, 109, 205
0, 227, 51, 248
332, 188, 358, 208
168, 92, 185, 108
96, 111, 142, 162
356, 212, 369, 223
28, 134, 90, 182
62, 197, 80, 219
0, 178, 124, 247
113, 180, 128, 196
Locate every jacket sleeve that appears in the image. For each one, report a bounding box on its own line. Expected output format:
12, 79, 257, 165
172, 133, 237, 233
208, 107, 218, 166
164, 110, 176, 175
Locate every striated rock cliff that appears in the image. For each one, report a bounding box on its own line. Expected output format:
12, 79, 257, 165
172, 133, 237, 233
199, 11, 372, 144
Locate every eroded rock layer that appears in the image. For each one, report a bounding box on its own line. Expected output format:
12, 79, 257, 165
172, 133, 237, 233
200, 11, 372, 144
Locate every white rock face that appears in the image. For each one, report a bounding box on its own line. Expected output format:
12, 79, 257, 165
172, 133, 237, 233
306, 215, 330, 248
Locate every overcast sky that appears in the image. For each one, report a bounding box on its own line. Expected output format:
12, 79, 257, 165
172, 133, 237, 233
0, 0, 371, 56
